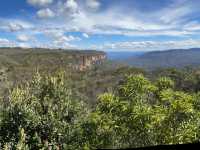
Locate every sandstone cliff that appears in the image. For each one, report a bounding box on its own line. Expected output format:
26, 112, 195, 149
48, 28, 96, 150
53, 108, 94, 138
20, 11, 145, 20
72, 52, 106, 71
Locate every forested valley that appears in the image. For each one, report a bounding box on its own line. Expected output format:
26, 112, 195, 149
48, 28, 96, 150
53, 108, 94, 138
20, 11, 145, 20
1, 49, 200, 149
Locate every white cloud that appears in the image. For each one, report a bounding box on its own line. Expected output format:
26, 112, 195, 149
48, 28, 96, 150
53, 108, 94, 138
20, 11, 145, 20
65, 0, 78, 13
54, 35, 80, 43
183, 21, 200, 31
27, 0, 53, 7
23, 0, 200, 38
48, 2, 190, 37
2, 20, 34, 32
31, 42, 77, 49
0, 38, 15, 47
0, 37, 33, 48
86, 0, 100, 10
3, 0, 200, 50
9, 23, 24, 32
43, 29, 81, 48
16, 34, 33, 42
82, 33, 89, 38
37, 8, 55, 18
159, 5, 192, 24
0, 38, 9, 43
101, 39, 200, 51
17, 42, 31, 48
44, 29, 80, 41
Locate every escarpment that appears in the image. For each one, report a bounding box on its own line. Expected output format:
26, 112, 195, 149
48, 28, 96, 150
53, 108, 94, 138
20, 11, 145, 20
0, 47, 106, 71
73, 52, 106, 71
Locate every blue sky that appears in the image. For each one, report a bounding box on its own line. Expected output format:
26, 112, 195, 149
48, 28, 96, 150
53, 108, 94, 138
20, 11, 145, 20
1, 0, 200, 51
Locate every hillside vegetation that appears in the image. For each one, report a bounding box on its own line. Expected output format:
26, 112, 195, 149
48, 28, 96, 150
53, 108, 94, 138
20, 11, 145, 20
1, 48, 200, 149
1, 70, 200, 149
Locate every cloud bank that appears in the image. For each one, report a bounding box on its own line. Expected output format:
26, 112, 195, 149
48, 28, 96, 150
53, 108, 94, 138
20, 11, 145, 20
1, 0, 200, 51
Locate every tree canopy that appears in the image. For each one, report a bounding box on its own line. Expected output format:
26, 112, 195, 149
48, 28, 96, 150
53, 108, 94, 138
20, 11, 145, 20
1, 72, 200, 149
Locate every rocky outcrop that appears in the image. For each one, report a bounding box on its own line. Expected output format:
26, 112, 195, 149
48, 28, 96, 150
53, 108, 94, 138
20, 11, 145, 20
72, 52, 106, 71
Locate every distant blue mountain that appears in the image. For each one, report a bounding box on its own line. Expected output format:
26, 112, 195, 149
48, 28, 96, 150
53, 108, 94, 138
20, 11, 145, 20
106, 51, 145, 61
118, 48, 200, 70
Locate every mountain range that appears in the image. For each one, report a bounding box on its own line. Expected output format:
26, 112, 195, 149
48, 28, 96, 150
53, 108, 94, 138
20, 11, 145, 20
108, 48, 200, 70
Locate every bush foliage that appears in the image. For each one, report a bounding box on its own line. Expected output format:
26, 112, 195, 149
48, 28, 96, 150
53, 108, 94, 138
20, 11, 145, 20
1, 72, 200, 149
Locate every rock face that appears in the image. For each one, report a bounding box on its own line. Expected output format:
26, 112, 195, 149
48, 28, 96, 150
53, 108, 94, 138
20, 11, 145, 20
73, 52, 107, 71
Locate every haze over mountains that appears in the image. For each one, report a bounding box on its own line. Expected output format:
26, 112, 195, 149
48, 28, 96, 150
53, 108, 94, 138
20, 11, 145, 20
106, 51, 144, 61
107, 48, 200, 70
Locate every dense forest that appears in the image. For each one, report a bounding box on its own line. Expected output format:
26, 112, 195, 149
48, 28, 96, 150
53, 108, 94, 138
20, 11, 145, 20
1, 48, 200, 149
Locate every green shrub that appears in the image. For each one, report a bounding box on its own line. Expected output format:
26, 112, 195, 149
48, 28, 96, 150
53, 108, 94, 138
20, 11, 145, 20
1, 72, 200, 149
